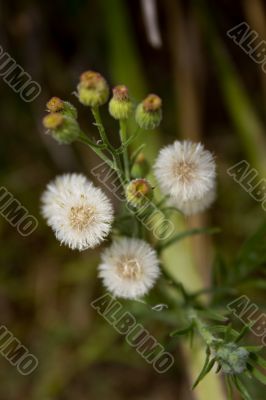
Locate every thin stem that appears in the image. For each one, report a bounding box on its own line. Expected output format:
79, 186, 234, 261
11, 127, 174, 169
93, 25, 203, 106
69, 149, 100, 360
78, 132, 115, 170
91, 106, 113, 149
156, 227, 220, 253
119, 119, 130, 182
188, 309, 218, 347
91, 107, 125, 187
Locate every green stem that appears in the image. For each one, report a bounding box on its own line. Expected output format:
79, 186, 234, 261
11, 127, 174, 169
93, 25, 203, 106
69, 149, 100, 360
91, 107, 125, 187
157, 227, 220, 253
91, 106, 113, 149
78, 132, 115, 170
119, 119, 130, 182
189, 309, 218, 347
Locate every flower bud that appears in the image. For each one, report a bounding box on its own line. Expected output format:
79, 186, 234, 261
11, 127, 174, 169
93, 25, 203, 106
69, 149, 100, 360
135, 94, 162, 130
77, 70, 109, 107
43, 113, 80, 144
109, 85, 133, 120
131, 153, 150, 178
47, 97, 77, 119
126, 179, 153, 208
215, 343, 249, 374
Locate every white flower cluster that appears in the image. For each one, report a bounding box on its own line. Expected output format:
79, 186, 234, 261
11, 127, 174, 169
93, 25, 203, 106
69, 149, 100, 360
41, 173, 160, 300
154, 140, 216, 215
41, 140, 216, 299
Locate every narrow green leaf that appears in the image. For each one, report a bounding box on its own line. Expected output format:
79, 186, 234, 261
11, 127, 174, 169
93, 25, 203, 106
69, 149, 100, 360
244, 345, 264, 353
225, 376, 234, 400
170, 323, 193, 337
232, 376, 253, 400
192, 350, 216, 389
252, 368, 266, 385
234, 324, 250, 343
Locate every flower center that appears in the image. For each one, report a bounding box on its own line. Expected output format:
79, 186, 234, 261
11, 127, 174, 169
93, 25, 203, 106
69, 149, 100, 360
116, 257, 142, 280
69, 205, 95, 231
173, 161, 195, 183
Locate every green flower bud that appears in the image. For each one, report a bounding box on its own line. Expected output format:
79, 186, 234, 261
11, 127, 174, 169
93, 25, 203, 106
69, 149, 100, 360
215, 343, 249, 374
43, 113, 80, 144
46, 97, 77, 119
109, 85, 133, 120
131, 153, 150, 178
77, 70, 109, 107
126, 179, 153, 208
135, 94, 162, 130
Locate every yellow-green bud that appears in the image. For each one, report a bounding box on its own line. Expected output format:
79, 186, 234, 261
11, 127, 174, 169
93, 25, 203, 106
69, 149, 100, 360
46, 97, 64, 112
215, 343, 249, 374
43, 113, 64, 129
47, 97, 77, 119
135, 94, 162, 129
131, 153, 150, 178
126, 178, 153, 208
77, 70, 109, 107
43, 113, 80, 144
109, 85, 132, 120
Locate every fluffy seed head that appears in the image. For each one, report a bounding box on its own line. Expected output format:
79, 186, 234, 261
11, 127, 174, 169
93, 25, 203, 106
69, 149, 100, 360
41, 173, 114, 251
154, 140, 216, 205
98, 238, 160, 299
169, 187, 216, 216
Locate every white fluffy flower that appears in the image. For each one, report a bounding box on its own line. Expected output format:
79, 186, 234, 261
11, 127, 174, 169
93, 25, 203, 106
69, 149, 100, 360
98, 238, 160, 299
169, 187, 216, 216
41, 173, 114, 251
154, 140, 216, 203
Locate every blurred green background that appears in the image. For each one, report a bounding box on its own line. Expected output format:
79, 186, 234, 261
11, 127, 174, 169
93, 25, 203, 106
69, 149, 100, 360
0, 0, 266, 399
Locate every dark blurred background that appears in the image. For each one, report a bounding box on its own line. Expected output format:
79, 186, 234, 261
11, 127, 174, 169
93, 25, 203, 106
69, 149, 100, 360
0, 0, 266, 399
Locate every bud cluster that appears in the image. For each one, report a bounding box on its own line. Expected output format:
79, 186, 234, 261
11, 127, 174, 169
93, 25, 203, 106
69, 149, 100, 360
43, 97, 79, 144
215, 343, 249, 374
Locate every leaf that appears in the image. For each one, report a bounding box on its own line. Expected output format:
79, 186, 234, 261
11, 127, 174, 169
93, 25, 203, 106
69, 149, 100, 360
234, 324, 250, 343
253, 355, 266, 369
232, 376, 253, 400
225, 376, 234, 400
212, 252, 229, 286
198, 309, 228, 322
249, 365, 266, 385
244, 345, 264, 353
235, 223, 266, 279
192, 349, 216, 389
170, 323, 193, 337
